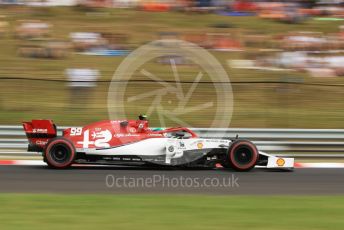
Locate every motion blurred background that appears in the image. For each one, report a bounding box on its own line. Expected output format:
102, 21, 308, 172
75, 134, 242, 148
2, 2, 344, 230
1, 0, 344, 128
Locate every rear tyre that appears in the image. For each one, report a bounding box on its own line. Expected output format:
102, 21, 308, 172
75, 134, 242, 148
225, 140, 258, 172
44, 137, 76, 169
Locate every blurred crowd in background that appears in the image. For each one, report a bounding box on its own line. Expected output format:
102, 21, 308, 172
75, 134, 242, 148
1, 1, 344, 76
1, 0, 343, 17
1, 0, 344, 128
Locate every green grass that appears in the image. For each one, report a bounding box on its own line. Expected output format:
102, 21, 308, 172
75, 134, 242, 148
0, 194, 343, 230
1, 7, 344, 127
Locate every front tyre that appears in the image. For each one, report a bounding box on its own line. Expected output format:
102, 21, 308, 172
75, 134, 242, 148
225, 140, 258, 172
44, 137, 76, 169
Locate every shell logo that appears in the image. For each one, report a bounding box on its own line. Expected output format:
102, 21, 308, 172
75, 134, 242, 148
197, 143, 203, 149
276, 158, 285, 167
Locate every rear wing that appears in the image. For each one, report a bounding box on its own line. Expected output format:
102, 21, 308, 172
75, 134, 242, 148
22, 120, 57, 152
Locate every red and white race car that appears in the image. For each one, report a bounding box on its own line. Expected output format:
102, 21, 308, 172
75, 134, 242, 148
22, 116, 294, 171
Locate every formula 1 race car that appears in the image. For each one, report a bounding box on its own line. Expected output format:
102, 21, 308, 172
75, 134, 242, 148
22, 116, 294, 171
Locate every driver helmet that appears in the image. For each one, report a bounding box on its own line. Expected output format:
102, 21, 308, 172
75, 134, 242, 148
138, 114, 148, 121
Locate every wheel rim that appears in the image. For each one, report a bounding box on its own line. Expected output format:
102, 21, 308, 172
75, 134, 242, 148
50, 144, 70, 163
233, 146, 254, 166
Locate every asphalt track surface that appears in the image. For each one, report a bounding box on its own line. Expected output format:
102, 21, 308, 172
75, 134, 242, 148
1, 165, 344, 195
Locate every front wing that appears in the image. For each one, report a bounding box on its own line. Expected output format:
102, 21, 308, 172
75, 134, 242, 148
258, 151, 294, 169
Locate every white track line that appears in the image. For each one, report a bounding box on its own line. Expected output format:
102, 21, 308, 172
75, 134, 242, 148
295, 162, 344, 168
